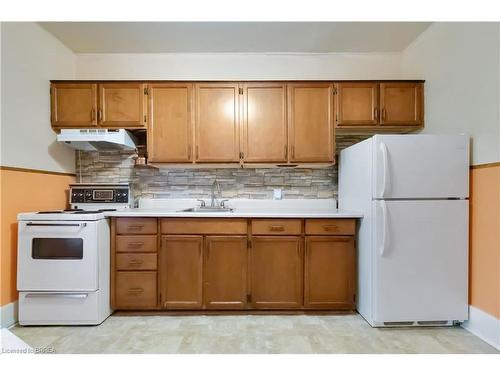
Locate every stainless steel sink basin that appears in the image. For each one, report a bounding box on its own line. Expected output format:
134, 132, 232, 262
178, 207, 234, 213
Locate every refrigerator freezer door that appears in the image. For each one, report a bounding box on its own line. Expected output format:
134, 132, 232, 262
373, 134, 469, 199
372, 199, 468, 324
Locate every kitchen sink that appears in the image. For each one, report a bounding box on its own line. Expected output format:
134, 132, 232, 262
178, 206, 234, 213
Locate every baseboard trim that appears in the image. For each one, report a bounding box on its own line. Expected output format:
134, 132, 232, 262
0, 301, 18, 328
462, 305, 500, 351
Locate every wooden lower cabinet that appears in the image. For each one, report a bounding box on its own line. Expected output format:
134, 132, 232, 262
304, 236, 356, 309
204, 236, 248, 309
159, 235, 203, 309
115, 271, 158, 309
112, 218, 357, 312
249, 236, 303, 309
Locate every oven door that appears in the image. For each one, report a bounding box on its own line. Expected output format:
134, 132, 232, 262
17, 220, 99, 291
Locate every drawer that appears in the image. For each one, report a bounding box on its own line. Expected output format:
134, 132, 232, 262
305, 219, 356, 235
115, 271, 157, 308
116, 253, 157, 271
116, 218, 157, 234
116, 235, 157, 253
251, 219, 302, 235
161, 218, 247, 235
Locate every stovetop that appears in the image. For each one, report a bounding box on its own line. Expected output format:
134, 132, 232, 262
18, 208, 120, 222
37, 209, 118, 214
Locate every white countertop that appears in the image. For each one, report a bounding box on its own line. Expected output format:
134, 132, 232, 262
104, 199, 363, 219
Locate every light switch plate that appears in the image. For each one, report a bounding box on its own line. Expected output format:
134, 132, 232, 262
273, 188, 282, 200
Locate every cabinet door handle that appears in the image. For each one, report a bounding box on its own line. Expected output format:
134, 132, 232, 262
97, 108, 103, 123
91, 108, 96, 121
374, 108, 379, 121
381, 108, 386, 121
291, 146, 295, 159
284, 145, 288, 159
195, 145, 199, 160
187, 145, 192, 160
269, 225, 285, 232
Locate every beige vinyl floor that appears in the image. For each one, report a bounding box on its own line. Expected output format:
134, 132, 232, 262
8, 313, 499, 354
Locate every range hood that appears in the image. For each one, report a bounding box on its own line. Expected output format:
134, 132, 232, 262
57, 129, 137, 151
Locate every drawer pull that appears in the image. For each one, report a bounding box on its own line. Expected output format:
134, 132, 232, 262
269, 225, 285, 232
128, 225, 145, 230
128, 259, 144, 265
127, 288, 144, 295
128, 242, 144, 247
323, 225, 339, 231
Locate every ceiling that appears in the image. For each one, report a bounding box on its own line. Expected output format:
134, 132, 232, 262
39, 22, 431, 54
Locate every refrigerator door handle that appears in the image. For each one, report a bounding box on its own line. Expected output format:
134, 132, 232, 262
380, 200, 389, 256
379, 142, 390, 197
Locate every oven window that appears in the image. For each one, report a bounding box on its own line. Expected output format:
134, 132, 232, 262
32, 238, 83, 260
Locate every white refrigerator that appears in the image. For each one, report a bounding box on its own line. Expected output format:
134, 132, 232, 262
339, 134, 469, 327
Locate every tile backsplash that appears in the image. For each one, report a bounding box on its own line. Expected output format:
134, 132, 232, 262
75, 135, 370, 200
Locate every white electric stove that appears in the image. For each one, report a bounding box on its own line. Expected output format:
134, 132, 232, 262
17, 183, 131, 325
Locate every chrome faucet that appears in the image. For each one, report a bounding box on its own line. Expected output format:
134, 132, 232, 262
210, 179, 222, 208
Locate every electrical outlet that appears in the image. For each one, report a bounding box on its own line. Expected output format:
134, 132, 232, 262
273, 188, 282, 200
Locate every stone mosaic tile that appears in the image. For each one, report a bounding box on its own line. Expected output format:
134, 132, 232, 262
75, 135, 370, 200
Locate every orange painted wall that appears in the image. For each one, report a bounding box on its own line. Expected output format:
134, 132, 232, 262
469, 164, 500, 319
0, 168, 75, 306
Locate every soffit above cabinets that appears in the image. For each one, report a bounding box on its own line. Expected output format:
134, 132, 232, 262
39, 22, 431, 54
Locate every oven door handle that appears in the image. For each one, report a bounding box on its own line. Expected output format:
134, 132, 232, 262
26, 222, 87, 228
25, 293, 89, 299
26, 223, 87, 228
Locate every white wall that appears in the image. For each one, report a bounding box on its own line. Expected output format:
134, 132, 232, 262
76, 52, 402, 80
401, 22, 500, 166
1, 22, 76, 173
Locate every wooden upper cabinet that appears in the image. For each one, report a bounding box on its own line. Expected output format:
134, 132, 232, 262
336, 82, 379, 126
250, 236, 303, 309
288, 83, 335, 163
204, 236, 247, 309
51, 83, 98, 127
380, 82, 423, 126
304, 236, 355, 309
242, 83, 287, 163
194, 83, 240, 162
148, 83, 193, 163
99, 83, 147, 127
160, 235, 203, 309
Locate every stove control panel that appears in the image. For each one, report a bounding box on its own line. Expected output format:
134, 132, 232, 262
70, 185, 130, 205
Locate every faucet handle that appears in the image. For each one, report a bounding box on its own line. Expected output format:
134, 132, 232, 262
220, 199, 229, 208
197, 199, 206, 207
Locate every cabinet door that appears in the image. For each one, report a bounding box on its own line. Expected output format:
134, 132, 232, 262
304, 236, 355, 309
242, 83, 287, 162
249, 236, 303, 309
336, 82, 379, 126
288, 83, 335, 162
148, 83, 193, 163
195, 83, 240, 162
99, 83, 147, 127
380, 82, 423, 126
160, 236, 203, 309
51, 83, 97, 127
204, 236, 247, 309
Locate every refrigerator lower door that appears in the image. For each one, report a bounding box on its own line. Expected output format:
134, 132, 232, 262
372, 199, 468, 325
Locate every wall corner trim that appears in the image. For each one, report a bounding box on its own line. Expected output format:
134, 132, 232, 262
462, 305, 500, 351
0, 300, 18, 328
